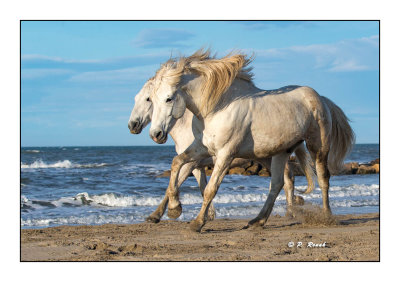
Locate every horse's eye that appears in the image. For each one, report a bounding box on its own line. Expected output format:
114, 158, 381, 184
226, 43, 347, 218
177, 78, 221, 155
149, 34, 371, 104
166, 98, 172, 103
146, 97, 150, 102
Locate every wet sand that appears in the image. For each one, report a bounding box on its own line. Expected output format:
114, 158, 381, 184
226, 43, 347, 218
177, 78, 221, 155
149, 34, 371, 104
21, 211, 379, 261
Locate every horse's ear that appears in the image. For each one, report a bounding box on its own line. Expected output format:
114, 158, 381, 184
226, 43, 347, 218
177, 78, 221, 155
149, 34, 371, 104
172, 93, 186, 119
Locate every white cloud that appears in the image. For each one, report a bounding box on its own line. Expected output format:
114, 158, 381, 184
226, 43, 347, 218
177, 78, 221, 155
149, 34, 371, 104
250, 35, 379, 72
22, 68, 74, 79
133, 28, 195, 48
68, 65, 159, 83
21, 54, 101, 64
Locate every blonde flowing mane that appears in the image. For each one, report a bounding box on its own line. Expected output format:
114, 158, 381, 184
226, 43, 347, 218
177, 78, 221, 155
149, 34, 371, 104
154, 49, 254, 115
189, 52, 254, 114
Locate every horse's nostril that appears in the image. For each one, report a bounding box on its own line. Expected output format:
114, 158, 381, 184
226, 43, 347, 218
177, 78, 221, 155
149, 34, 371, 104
155, 131, 162, 139
129, 121, 138, 131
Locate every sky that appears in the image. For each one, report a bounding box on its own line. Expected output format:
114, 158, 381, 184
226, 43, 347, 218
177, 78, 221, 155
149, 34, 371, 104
21, 20, 379, 147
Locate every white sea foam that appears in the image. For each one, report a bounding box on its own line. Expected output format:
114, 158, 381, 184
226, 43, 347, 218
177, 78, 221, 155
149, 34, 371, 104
21, 214, 139, 227
73, 192, 163, 207
38, 183, 379, 209
21, 195, 28, 204
21, 159, 108, 169
20, 204, 286, 227
25, 150, 40, 153
49, 192, 165, 208
21, 183, 380, 227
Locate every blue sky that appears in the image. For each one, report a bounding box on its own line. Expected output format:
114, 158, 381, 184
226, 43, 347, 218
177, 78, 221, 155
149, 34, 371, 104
21, 21, 379, 146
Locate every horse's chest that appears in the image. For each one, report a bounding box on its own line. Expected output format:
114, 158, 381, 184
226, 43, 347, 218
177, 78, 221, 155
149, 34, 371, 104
202, 133, 217, 154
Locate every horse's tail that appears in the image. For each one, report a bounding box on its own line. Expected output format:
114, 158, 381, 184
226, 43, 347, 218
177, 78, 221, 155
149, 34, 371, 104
321, 96, 356, 174
294, 143, 316, 194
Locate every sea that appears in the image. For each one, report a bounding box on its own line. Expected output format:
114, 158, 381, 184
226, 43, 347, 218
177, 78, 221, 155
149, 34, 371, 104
21, 144, 379, 229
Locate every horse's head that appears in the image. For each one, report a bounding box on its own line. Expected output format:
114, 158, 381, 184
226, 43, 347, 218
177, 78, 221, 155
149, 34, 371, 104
128, 79, 154, 134
149, 62, 186, 144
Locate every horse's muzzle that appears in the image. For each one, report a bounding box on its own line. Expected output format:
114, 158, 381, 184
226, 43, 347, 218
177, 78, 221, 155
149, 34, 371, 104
150, 130, 167, 144
128, 120, 143, 134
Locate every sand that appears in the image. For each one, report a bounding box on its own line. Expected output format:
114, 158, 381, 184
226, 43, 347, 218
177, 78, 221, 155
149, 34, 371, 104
21, 210, 379, 261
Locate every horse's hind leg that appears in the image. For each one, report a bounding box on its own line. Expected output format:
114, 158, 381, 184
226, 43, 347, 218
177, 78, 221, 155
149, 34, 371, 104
306, 137, 331, 215
315, 151, 331, 215
247, 152, 290, 227
283, 162, 295, 217
265, 159, 296, 217
192, 168, 216, 221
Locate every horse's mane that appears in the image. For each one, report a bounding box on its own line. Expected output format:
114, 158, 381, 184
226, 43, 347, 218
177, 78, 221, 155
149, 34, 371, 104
154, 48, 214, 81
189, 52, 254, 114
154, 48, 254, 115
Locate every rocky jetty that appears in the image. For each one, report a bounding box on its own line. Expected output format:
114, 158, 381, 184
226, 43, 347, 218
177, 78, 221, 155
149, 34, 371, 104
157, 158, 379, 178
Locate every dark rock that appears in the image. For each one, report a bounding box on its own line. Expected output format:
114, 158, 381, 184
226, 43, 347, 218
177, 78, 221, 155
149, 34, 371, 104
157, 170, 171, 177
244, 164, 262, 175
258, 168, 271, 177
370, 158, 379, 165
228, 167, 246, 175
357, 165, 376, 174
230, 159, 253, 170
372, 164, 379, 173
342, 162, 359, 175
157, 158, 380, 177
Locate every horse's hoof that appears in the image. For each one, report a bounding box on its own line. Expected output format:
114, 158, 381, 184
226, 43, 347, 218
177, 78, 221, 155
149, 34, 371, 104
323, 208, 332, 216
146, 215, 160, 223
206, 203, 216, 221
285, 211, 295, 219
189, 220, 204, 233
167, 203, 182, 219
247, 217, 265, 228
294, 195, 305, 206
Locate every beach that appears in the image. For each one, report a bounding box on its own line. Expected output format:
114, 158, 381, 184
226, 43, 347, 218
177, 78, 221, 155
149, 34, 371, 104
21, 211, 379, 261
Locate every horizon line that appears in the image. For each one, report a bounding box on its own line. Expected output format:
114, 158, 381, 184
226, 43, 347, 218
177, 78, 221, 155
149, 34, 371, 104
21, 143, 379, 148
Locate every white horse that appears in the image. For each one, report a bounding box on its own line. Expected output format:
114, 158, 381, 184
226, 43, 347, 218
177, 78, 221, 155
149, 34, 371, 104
148, 50, 355, 232
128, 74, 314, 223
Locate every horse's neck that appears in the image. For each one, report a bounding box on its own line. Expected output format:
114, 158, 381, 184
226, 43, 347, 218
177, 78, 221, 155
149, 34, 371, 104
182, 75, 262, 118
180, 75, 204, 119
169, 109, 195, 153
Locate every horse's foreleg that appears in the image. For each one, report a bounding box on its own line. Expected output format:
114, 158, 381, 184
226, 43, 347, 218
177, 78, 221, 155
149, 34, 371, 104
192, 168, 215, 221
190, 153, 233, 232
146, 196, 168, 223
248, 152, 290, 227
146, 162, 197, 223
166, 142, 209, 219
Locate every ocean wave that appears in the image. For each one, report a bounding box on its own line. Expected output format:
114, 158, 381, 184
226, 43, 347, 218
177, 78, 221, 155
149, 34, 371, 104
21, 159, 109, 169
20, 205, 281, 227
24, 150, 40, 153
70, 192, 164, 207
71, 192, 277, 207
21, 196, 377, 227
21, 183, 379, 211
21, 190, 379, 228
21, 214, 139, 227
